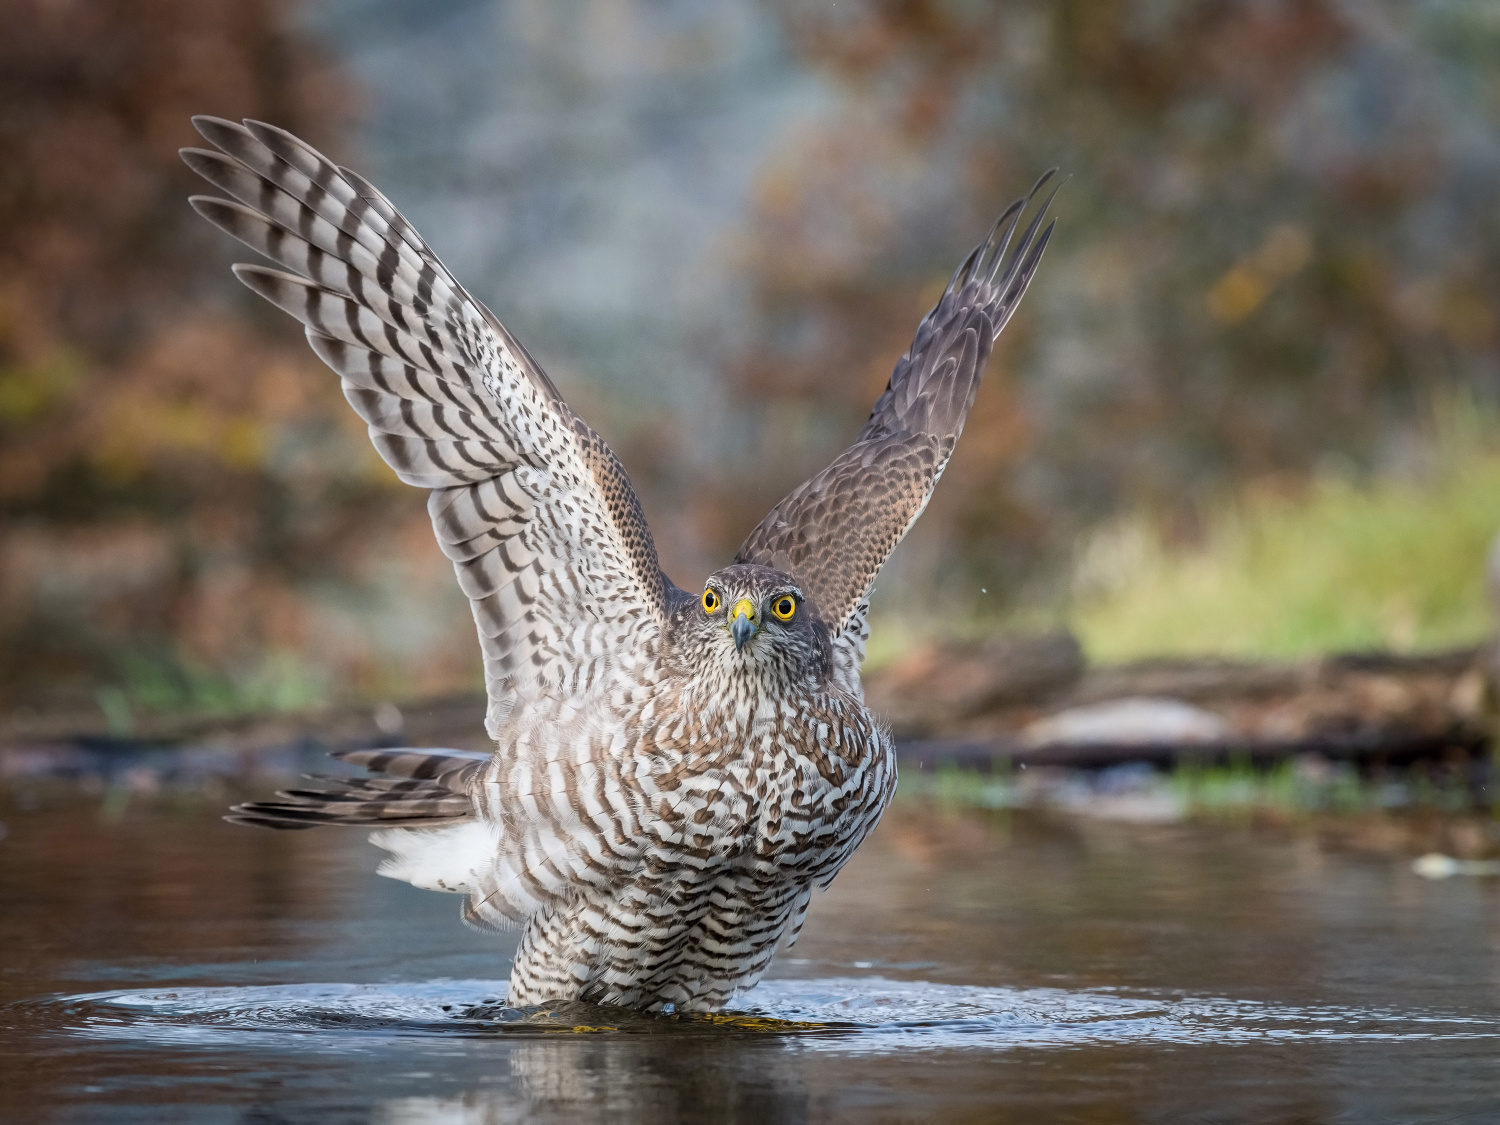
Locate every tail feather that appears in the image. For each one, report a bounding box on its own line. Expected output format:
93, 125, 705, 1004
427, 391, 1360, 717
332, 747, 488, 782
227, 747, 487, 831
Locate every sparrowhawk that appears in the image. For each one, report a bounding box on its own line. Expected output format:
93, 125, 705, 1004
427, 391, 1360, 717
183, 118, 1055, 1012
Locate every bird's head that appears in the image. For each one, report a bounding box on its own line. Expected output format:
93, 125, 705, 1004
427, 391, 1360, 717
675, 562, 830, 687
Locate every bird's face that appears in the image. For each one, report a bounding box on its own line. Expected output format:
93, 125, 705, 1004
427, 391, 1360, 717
678, 562, 829, 687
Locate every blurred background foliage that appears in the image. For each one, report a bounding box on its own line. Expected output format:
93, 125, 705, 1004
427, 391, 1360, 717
3, 0, 1498, 721
1073, 394, 1500, 660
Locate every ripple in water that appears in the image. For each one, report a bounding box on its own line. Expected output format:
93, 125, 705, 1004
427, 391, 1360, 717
21, 978, 1498, 1053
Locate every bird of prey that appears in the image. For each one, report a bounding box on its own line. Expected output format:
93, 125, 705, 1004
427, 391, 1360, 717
182, 118, 1055, 1013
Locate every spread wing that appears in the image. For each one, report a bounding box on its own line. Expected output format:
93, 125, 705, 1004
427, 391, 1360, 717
736, 172, 1058, 638
182, 118, 677, 736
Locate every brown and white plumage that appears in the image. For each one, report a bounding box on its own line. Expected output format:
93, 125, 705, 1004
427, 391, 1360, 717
738, 180, 1057, 634
187, 118, 1055, 1012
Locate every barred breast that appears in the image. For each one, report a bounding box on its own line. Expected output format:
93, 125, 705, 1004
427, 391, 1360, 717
488, 676, 896, 1011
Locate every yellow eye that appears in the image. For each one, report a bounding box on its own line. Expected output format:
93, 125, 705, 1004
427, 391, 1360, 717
702, 589, 720, 614
771, 595, 796, 621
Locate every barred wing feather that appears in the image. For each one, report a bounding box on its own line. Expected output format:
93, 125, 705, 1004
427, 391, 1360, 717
182, 118, 674, 734
737, 172, 1059, 640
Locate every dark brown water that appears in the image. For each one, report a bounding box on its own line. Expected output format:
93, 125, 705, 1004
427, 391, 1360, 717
3, 785, 1500, 1123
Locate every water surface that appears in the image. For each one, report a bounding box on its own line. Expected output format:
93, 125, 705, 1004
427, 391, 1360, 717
3, 787, 1499, 1122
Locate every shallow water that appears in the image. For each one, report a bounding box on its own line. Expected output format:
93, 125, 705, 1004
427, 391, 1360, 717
4, 788, 1500, 1122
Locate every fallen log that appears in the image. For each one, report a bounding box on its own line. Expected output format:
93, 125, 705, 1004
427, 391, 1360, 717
867, 637, 1494, 769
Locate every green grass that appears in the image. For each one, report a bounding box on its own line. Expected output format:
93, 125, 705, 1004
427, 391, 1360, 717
1071, 399, 1500, 661
896, 761, 1481, 818
97, 648, 331, 733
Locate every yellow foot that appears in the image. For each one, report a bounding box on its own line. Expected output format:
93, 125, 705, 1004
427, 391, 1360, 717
673, 1012, 829, 1032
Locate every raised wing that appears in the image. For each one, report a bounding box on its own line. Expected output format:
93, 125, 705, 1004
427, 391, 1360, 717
182, 118, 676, 735
736, 172, 1059, 635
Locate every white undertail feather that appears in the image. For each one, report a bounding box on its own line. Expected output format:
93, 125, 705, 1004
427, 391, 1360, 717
371, 821, 503, 898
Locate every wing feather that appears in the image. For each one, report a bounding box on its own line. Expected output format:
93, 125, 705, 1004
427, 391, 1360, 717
737, 172, 1059, 636
307, 332, 498, 417
184, 118, 676, 734
225, 748, 487, 830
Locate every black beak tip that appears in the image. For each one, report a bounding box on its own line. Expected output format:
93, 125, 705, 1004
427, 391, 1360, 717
732, 615, 755, 652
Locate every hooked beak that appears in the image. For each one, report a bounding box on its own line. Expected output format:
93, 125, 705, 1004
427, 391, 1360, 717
730, 599, 758, 652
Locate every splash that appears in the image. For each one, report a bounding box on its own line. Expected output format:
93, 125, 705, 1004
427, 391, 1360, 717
24, 977, 1498, 1055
